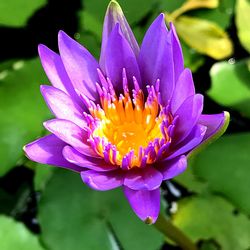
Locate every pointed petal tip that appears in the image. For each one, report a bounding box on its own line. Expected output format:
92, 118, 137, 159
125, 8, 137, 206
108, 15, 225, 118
124, 187, 160, 224
58, 30, 71, 45
108, 0, 122, 10
156, 13, 166, 25
22, 140, 37, 162
40, 84, 46, 93
58, 30, 66, 38
159, 13, 165, 19
40, 84, 50, 94
224, 110, 230, 120
144, 216, 155, 225
23, 145, 28, 155
169, 22, 175, 29
38, 44, 46, 54
43, 119, 55, 131
220, 111, 230, 133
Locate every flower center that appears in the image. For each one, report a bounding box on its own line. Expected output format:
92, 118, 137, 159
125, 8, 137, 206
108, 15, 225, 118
83, 69, 172, 169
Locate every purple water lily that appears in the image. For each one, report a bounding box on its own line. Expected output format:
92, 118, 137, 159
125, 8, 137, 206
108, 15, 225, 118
24, 1, 228, 223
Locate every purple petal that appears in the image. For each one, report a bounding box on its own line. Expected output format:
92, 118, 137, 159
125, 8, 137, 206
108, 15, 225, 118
38, 44, 81, 106
23, 134, 82, 172
40, 85, 86, 128
139, 14, 174, 105
81, 169, 124, 191
170, 68, 195, 114
124, 167, 163, 190
100, 0, 139, 69
63, 146, 117, 172
157, 155, 187, 180
123, 187, 160, 224
198, 113, 226, 141
58, 31, 99, 101
43, 119, 97, 157
105, 24, 141, 92
170, 23, 184, 81
173, 94, 204, 143
168, 124, 207, 160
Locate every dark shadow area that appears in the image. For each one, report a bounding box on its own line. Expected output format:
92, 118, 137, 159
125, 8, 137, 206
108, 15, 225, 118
0, 0, 81, 61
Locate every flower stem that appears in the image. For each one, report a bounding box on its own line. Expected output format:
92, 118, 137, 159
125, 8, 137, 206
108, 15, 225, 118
154, 213, 198, 250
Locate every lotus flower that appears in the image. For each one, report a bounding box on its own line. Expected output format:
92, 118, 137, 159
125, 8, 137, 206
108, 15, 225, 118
24, 1, 229, 224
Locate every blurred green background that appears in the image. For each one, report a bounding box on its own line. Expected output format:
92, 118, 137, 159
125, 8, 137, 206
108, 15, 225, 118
0, 0, 250, 249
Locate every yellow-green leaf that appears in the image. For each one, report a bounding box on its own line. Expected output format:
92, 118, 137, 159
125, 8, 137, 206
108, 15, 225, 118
173, 195, 250, 250
174, 15, 233, 59
236, 0, 250, 53
168, 0, 219, 20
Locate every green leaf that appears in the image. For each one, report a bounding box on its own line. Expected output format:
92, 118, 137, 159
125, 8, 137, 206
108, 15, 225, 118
173, 195, 250, 250
174, 15, 233, 59
0, 0, 46, 27
200, 240, 220, 250
79, 11, 103, 40
192, 133, 250, 215
0, 59, 51, 176
160, 0, 185, 12
174, 160, 208, 194
0, 215, 44, 250
34, 163, 54, 191
191, 0, 235, 29
39, 169, 163, 250
181, 40, 205, 72
208, 59, 250, 118
167, 0, 219, 20
82, 0, 155, 25
236, 0, 250, 53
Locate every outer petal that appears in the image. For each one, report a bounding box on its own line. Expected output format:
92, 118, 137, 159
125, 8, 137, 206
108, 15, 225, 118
63, 146, 117, 172
44, 119, 97, 157
168, 124, 207, 160
105, 24, 141, 92
187, 111, 230, 158
170, 68, 195, 114
124, 167, 163, 190
139, 14, 174, 105
173, 94, 204, 143
100, 0, 139, 69
38, 44, 81, 105
198, 112, 227, 141
170, 22, 184, 81
157, 155, 187, 180
123, 187, 160, 224
81, 170, 124, 191
58, 31, 99, 101
23, 134, 82, 172
40, 85, 86, 128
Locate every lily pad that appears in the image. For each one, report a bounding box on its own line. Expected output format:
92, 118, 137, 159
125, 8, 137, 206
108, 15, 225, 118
34, 163, 54, 191
192, 133, 250, 215
0, 215, 44, 250
173, 194, 250, 250
39, 169, 163, 250
0, 59, 51, 176
174, 15, 233, 59
236, 0, 250, 53
208, 59, 250, 118
0, 0, 46, 27
192, 0, 235, 29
